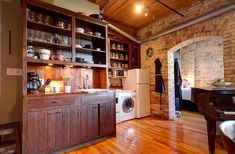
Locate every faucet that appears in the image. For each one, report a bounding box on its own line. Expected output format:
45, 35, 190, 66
82, 74, 89, 89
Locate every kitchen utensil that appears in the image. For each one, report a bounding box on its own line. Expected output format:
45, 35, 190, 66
27, 72, 41, 94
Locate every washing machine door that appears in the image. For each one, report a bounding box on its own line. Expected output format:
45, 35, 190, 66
122, 97, 134, 113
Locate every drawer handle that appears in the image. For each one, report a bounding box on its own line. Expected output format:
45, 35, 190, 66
50, 101, 58, 104
93, 107, 98, 109
100, 106, 104, 109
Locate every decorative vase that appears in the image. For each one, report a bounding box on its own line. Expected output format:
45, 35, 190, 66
64, 85, 71, 93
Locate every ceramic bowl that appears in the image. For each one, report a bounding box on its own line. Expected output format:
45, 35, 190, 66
75, 44, 82, 48
39, 48, 51, 55
76, 28, 84, 33
39, 54, 50, 60
94, 32, 101, 37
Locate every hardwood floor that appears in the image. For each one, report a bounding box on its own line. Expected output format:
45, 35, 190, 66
66, 111, 226, 154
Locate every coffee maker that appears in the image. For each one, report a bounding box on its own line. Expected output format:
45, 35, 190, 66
27, 72, 41, 94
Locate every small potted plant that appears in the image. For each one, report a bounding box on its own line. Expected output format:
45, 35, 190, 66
63, 76, 72, 93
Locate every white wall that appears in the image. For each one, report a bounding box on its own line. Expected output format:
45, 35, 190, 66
54, 0, 100, 15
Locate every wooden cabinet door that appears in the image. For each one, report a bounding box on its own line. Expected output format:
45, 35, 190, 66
99, 101, 116, 136
79, 101, 88, 142
129, 43, 141, 69
26, 107, 72, 153
87, 103, 99, 139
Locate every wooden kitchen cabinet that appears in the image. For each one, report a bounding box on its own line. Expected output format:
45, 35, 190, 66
26, 106, 74, 153
23, 92, 116, 153
100, 102, 116, 136
129, 43, 141, 69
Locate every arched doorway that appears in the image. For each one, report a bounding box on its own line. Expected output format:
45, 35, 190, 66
167, 36, 224, 119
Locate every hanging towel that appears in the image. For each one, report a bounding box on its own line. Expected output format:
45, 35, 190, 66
174, 58, 182, 98
155, 58, 165, 93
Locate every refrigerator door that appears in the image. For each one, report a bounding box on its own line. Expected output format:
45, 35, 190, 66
136, 84, 150, 118
123, 69, 137, 91
136, 69, 149, 84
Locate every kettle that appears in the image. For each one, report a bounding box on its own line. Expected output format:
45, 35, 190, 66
27, 72, 41, 94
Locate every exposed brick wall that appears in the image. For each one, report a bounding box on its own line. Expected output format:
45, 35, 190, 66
180, 38, 224, 87
138, 0, 235, 119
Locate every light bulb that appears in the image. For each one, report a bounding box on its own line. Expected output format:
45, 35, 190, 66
135, 4, 143, 13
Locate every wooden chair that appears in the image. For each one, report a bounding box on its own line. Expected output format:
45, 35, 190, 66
0, 122, 21, 154
218, 120, 235, 154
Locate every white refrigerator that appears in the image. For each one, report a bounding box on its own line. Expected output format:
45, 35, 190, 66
123, 69, 150, 118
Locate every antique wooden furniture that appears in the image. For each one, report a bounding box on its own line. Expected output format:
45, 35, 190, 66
191, 87, 235, 154
23, 92, 115, 153
218, 120, 235, 154
22, 0, 109, 96
108, 28, 140, 70
22, 0, 116, 153
0, 122, 21, 154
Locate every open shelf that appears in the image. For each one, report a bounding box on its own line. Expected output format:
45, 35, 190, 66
110, 58, 128, 62
27, 21, 72, 36
110, 48, 129, 53
27, 58, 107, 68
27, 40, 72, 50
76, 32, 105, 40
76, 47, 106, 53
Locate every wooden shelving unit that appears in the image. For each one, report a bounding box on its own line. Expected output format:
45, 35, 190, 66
27, 58, 107, 68
27, 40, 72, 50
110, 58, 128, 62
76, 47, 106, 53
76, 32, 105, 40
23, 0, 109, 97
27, 21, 71, 36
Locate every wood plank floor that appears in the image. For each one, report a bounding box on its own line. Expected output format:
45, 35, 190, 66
66, 111, 226, 154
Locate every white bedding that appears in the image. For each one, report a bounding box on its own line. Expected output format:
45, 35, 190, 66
181, 87, 191, 100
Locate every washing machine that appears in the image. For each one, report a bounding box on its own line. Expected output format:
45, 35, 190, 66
116, 90, 135, 122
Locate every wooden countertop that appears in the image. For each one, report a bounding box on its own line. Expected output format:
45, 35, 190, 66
25, 89, 115, 98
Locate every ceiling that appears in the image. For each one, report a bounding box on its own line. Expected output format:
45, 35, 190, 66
88, 0, 203, 30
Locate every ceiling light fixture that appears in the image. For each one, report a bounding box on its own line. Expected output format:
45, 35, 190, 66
135, 4, 143, 13
144, 8, 149, 16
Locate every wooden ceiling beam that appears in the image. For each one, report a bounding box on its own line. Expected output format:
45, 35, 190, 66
154, 0, 184, 17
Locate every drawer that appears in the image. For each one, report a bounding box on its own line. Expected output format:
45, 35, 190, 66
27, 96, 78, 110
82, 92, 115, 104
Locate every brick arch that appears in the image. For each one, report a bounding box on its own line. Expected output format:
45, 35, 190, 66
167, 36, 224, 120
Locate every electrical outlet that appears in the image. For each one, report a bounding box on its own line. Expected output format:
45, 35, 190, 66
7, 68, 22, 76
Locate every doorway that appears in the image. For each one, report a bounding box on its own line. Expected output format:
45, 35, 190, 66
167, 36, 224, 119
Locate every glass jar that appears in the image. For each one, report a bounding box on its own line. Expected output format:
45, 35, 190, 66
28, 11, 36, 22
27, 46, 34, 58
44, 15, 50, 25
54, 34, 61, 44
37, 13, 43, 23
